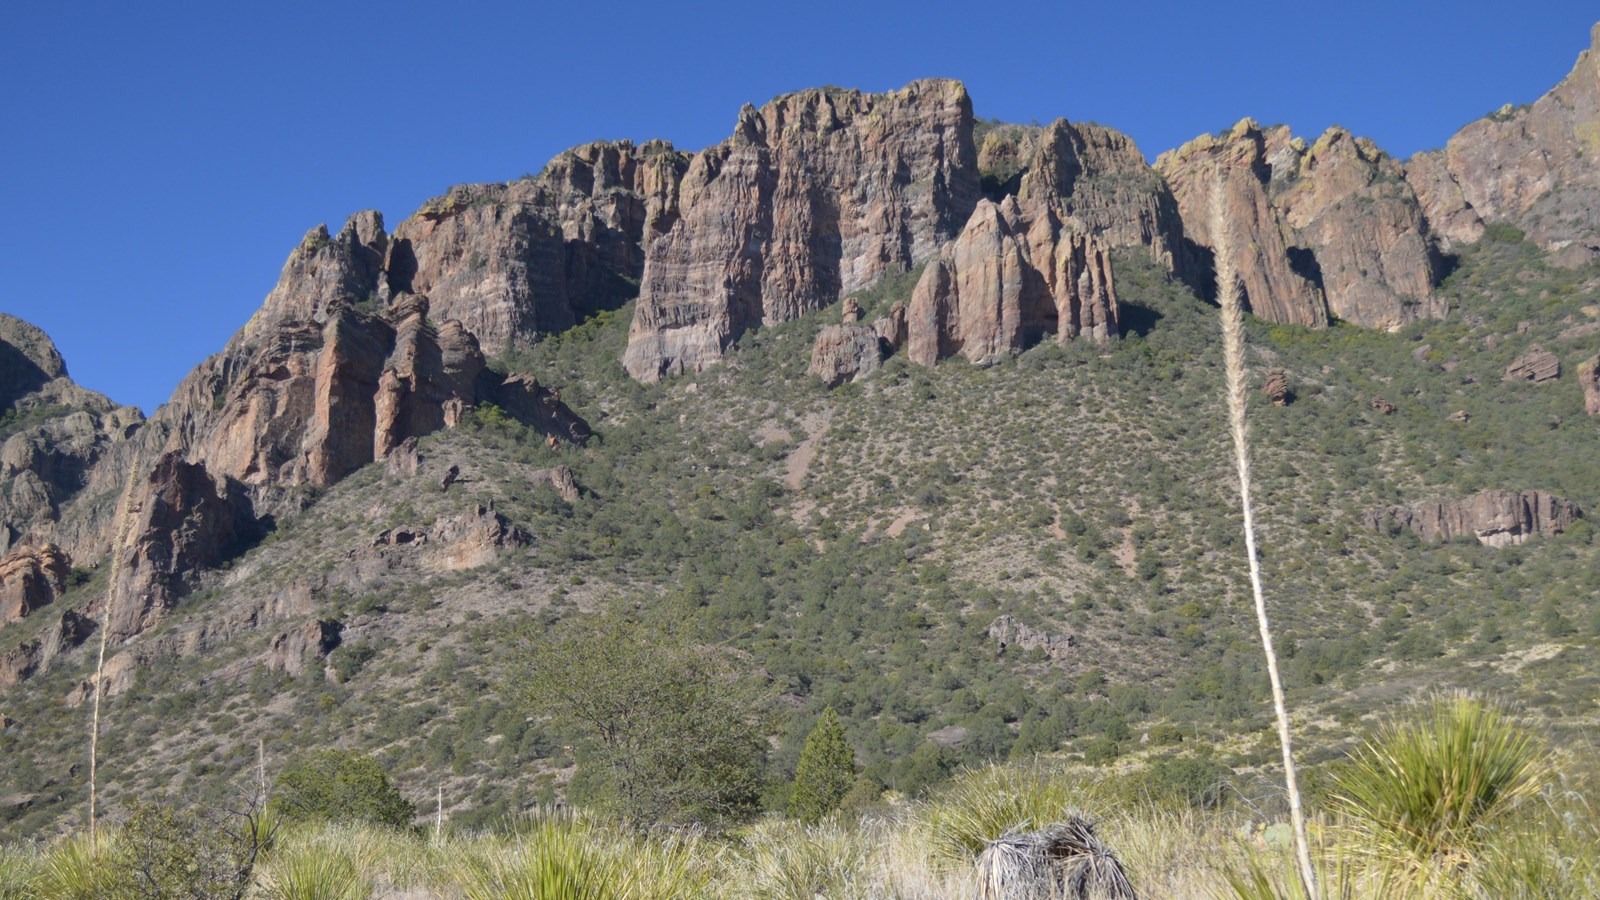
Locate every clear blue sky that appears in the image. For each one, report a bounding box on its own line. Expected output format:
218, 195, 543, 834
3, 1, 1596, 414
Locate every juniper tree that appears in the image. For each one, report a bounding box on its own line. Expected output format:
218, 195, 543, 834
789, 707, 855, 824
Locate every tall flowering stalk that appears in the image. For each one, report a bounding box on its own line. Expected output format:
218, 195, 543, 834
88, 454, 145, 844
1211, 181, 1318, 898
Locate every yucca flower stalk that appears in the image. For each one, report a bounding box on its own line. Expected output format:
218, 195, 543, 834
1210, 179, 1318, 898
87, 454, 147, 844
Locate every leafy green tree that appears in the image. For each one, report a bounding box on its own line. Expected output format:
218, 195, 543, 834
271, 749, 414, 828
788, 707, 856, 823
518, 611, 768, 827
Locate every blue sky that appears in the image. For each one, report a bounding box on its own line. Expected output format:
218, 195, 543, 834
3, 2, 1596, 414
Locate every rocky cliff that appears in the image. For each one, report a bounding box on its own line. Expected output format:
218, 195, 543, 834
390, 141, 689, 354
1157, 120, 1443, 330
0, 314, 143, 557
1406, 24, 1600, 265
623, 80, 981, 381
906, 196, 1118, 367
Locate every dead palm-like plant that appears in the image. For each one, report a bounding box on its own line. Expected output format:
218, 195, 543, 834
1210, 179, 1317, 898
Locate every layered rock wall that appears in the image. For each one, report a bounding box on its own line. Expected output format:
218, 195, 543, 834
623, 80, 981, 381
906, 197, 1118, 367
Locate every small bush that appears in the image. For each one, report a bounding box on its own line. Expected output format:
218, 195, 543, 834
272, 750, 415, 829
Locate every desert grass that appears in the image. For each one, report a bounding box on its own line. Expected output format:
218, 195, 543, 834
1211, 179, 1317, 897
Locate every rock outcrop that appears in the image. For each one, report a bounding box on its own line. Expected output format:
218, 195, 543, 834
370, 502, 532, 572
107, 453, 258, 639
529, 465, 580, 503
390, 141, 689, 353
808, 325, 885, 387
1405, 24, 1600, 265
1504, 346, 1561, 382
266, 619, 342, 677
1157, 120, 1443, 329
907, 197, 1118, 367
988, 614, 1072, 660
0, 544, 70, 626
1580, 355, 1600, 416
623, 80, 981, 381
1014, 120, 1187, 270
1262, 371, 1291, 406
1364, 490, 1582, 546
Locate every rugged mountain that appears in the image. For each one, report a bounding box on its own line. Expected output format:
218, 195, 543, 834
1406, 23, 1600, 265
0, 314, 143, 557
5, 27, 1600, 837
1157, 121, 1443, 330
622, 80, 981, 381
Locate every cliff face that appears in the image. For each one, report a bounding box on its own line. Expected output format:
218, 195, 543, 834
1157, 120, 1442, 330
622, 80, 981, 382
1406, 24, 1600, 265
390, 141, 689, 354
906, 197, 1118, 367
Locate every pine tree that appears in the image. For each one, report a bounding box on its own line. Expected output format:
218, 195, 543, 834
789, 707, 856, 824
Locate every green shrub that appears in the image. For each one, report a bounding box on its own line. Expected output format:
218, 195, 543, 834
272, 750, 415, 829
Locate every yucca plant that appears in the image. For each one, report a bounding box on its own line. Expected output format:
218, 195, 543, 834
258, 845, 370, 900
922, 763, 1090, 866
1329, 694, 1551, 879
32, 832, 126, 900
454, 815, 613, 900
0, 848, 40, 900
734, 818, 870, 899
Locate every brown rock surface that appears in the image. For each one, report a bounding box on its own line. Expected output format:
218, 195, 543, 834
0, 544, 70, 626
529, 465, 580, 503
108, 453, 256, 639
390, 141, 688, 353
266, 619, 342, 677
873, 301, 908, 351
907, 197, 1118, 367
1262, 371, 1291, 406
808, 325, 885, 387
1016, 120, 1187, 270
1364, 490, 1582, 546
623, 80, 980, 381
1504, 346, 1561, 382
1405, 25, 1600, 264
1157, 120, 1443, 329
1580, 355, 1600, 415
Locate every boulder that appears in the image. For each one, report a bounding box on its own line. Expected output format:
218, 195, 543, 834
1504, 346, 1561, 383
808, 325, 885, 387
1262, 370, 1291, 406
1580, 355, 1600, 416
529, 465, 580, 503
